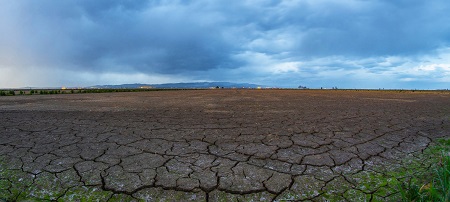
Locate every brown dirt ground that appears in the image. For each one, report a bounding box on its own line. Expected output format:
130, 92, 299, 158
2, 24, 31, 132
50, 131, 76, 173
0, 89, 449, 201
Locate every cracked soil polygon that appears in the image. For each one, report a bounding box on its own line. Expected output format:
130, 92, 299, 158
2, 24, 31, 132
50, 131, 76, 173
0, 89, 449, 201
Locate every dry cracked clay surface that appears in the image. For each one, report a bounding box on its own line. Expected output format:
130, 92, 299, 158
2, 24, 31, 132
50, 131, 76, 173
0, 90, 449, 201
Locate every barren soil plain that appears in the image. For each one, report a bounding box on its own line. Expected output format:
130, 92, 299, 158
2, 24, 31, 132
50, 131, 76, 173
0, 89, 449, 201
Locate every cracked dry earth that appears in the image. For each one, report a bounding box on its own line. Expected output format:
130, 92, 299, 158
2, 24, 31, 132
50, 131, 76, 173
0, 90, 449, 201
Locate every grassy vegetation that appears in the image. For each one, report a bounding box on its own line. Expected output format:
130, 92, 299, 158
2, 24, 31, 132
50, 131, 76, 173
282, 139, 450, 201
398, 139, 450, 202
0, 161, 123, 201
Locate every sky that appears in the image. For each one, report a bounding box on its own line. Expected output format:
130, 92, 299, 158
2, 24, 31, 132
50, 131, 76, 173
0, 0, 449, 89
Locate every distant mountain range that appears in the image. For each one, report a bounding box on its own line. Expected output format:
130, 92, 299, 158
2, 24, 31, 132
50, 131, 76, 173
90, 82, 266, 89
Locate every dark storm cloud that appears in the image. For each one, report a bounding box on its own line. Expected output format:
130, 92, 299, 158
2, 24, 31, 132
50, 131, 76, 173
0, 0, 449, 88
294, 0, 450, 57
0, 0, 238, 74
236, 0, 450, 58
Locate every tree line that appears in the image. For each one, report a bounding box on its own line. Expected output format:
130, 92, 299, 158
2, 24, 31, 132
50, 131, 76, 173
0, 88, 181, 96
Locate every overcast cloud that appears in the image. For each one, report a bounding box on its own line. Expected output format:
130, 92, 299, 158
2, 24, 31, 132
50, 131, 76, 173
0, 0, 449, 89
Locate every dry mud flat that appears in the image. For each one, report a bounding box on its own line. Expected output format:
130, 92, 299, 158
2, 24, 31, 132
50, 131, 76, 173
0, 90, 449, 201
